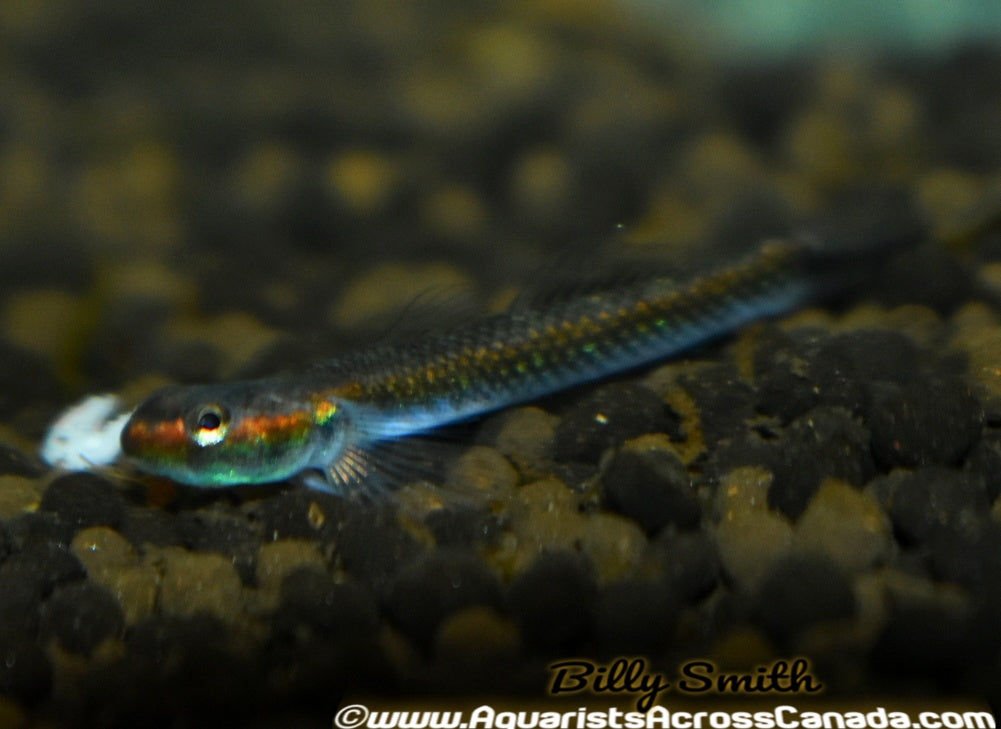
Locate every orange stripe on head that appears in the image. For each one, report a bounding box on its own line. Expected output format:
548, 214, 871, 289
123, 417, 188, 451
228, 411, 312, 445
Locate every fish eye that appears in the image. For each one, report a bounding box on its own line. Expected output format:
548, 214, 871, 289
190, 404, 230, 446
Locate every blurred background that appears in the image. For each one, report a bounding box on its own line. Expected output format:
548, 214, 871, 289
637, 0, 1001, 58
2, 2, 1001, 724
3, 0, 1000, 423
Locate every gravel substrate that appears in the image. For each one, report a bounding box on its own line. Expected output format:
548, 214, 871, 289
2, 2, 1001, 727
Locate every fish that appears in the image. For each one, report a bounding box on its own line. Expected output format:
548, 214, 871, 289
119, 224, 915, 494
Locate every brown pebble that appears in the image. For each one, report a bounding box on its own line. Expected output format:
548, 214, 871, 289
715, 469, 793, 589
326, 148, 399, 215
445, 445, 519, 501
508, 147, 573, 222
71, 526, 138, 570
783, 110, 854, 188
1, 289, 84, 362
163, 312, 280, 378
0, 474, 41, 517
72, 527, 159, 624
577, 512, 647, 583
329, 261, 476, 330
490, 406, 559, 480
420, 185, 488, 240
255, 539, 327, 609
231, 142, 299, 213
433, 605, 520, 668
156, 547, 244, 620
492, 478, 584, 577
708, 627, 776, 667
794, 479, 891, 573
0, 696, 27, 729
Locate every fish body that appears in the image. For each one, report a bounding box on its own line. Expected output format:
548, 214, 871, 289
118, 237, 862, 490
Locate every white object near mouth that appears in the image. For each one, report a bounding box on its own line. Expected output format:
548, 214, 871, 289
41, 394, 133, 470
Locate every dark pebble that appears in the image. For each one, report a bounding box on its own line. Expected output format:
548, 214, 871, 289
424, 503, 502, 548
756, 554, 856, 646
703, 429, 775, 485
759, 326, 945, 424
385, 547, 504, 649
565, 118, 682, 232
0, 542, 86, 639
768, 406, 874, 520
817, 330, 923, 388
122, 614, 266, 718
0, 238, 91, 294
72, 652, 170, 729
39, 471, 127, 531
928, 46, 1001, 171
591, 578, 677, 655
148, 338, 229, 386
0, 341, 61, 429
0, 637, 53, 706
753, 326, 823, 422
270, 569, 388, 701
3, 510, 76, 550
868, 376, 982, 469
601, 446, 699, 534
551, 461, 601, 493
807, 185, 928, 269
964, 430, 1001, 502
127, 612, 235, 670
276, 567, 380, 639
175, 506, 262, 585
0, 574, 43, 640
927, 520, 1001, 590
233, 333, 331, 380
119, 506, 182, 549
717, 61, 812, 145
802, 330, 921, 415
39, 582, 124, 656
889, 548, 933, 580
706, 191, 796, 249
697, 588, 757, 639
655, 531, 721, 603
889, 467, 990, 546
255, 487, 348, 541
334, 505, 426, 595
870, 601, 983, 679
0, 541, 86, 596
800, 346, 868, 416
678, 363, 756, 445
507, 550, 597, 651
553, 383, 675, 464
877, 242, 978, 312
80, 298, 175, 389
0, 441, 45, 478
865, 470, 909, 512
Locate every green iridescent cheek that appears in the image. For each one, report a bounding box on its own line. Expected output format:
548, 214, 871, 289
186, 429, 317, 485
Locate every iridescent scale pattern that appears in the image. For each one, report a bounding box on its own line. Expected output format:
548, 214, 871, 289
313, 240, 813, 437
